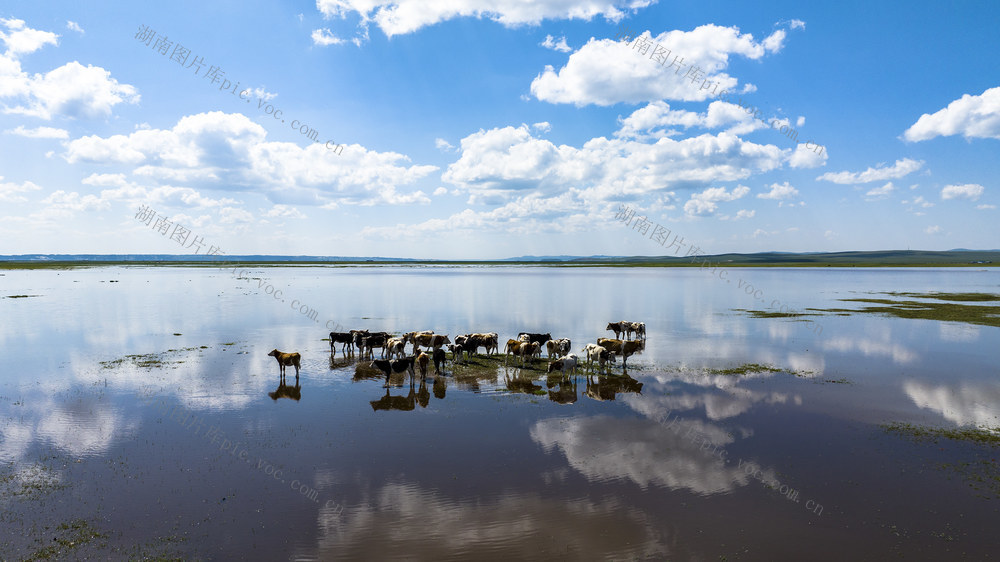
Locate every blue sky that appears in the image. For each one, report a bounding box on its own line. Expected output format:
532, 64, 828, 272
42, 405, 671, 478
0, 0, 997, 258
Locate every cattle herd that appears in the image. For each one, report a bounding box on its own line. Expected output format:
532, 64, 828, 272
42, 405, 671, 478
267, 320, 646, 386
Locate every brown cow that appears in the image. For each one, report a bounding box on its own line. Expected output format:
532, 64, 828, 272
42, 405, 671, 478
597, 338, 644, 368
416, 350, 430, 379
267, 349, 301, 377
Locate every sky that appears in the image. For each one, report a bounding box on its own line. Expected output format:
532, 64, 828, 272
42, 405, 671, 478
0, 0, 997, 259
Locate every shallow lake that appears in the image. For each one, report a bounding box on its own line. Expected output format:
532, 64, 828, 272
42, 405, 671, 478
1, 265, 998, 559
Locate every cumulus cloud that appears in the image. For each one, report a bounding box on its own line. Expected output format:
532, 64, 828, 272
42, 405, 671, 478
615, 100, 769, 139
63, 111, 437, 208
816, 158, 923, 184
441, 124, 785, 205
787, 143, 827, 168
4, 125, 68, 138
66, 21, 84, 34
531, 24, 784, 107
0, 17, 59, 55
263, 204, 306, 219
540, 34, 571, 52
311, 28, 346, 46
925, 225, 942, 235
316, 0, 653, 38
756, 181, 798, 200
434, 138, 455, 152
683, 185, 749, 216
0, 176, 42, 202
41, 190, 110, 212
903, 86, 1000, 142
361, 190, 593, 239
940, 183, 984, 201
0, 19, 138, 120
864, 181, 895, 201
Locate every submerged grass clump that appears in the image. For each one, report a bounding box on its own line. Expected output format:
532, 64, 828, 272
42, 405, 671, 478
22, 520, 107, 561
99, 346, 206, 370
881, 422, 1000, 446
795, 291, 1000, 328
705, 363, 784, 376
834, 298, 1000, 328
732, 308, 820, 319
883, 421, 1000, 499
882, 291, 1000, 302
0, 463, 66, 500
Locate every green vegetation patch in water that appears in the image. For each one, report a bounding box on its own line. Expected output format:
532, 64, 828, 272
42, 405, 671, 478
99, 346, 206, 370
881, 422, 1000, 446
801, 292, 1000, 328
881, 291, 1000, 302
705, 363, 784, 376
22, 519, 107, 561
732, 308, 820, 319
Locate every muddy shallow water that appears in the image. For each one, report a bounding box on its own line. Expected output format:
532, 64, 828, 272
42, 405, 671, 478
1, 265, 998, 559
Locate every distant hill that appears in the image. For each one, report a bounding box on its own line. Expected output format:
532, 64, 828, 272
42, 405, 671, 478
0, 250, 997, 267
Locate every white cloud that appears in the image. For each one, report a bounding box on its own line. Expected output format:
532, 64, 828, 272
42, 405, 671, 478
615, 100, 768, 139
63, 111, 437, 208
903, 86, 1000, 142
864, 181, 895, 201
761, 29, 786, 53
0, 17, 59, 55
925, 225, 942, 234
316, 0, 653, 38
540, 34, 571, 53
941, 183, 984, 201
1, 59, 139, 119
0, 176, 42, 202
531, 24, 782, 107
361, 190, 593, 239
683, 185, 749, 216
4, 125, 68, 138
66, 21, 84, 34
902, 194, 934, 211
311, 28, 346, 46
531, 121, 552, 133
733, 209, 755, 219
978, 204, 996, 210
787, 143, 827, 168
441, 124, 785, 205
756, 181, 798, 200
249, 87, 277, 102
41, 190, 110, 212
263, 204, 306, 219
432, 186, 448, 196
789, 19, 806, 30
0, 20, 137, 120
816, 158, 924, 184
434, 138, 455, 152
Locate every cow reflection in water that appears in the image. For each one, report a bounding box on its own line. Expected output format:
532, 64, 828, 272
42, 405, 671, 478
433, 375, 447, 399
546, 373, 578, 405
370, 386, 416, 411
269, 379, 302, 401
585, 373, 643, 401
504, 369, 544, 395
371, 377, 437, 411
